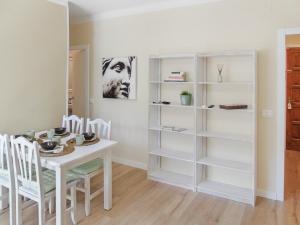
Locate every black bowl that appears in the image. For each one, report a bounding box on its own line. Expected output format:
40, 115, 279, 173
41, 141, 58, 151
54, 127, 66, 135
82, 132, 95, 141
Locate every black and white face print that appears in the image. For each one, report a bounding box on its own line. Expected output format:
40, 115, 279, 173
102, 56, 136, 99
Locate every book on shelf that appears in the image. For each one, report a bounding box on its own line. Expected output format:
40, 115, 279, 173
164, 72, 186, 82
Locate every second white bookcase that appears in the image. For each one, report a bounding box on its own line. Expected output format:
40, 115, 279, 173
148, 51, 257, 205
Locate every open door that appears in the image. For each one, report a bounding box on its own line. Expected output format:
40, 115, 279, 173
285, 46, 300, 199
68, 48, 89, 117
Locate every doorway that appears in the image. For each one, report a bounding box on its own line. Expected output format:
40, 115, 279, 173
68, 45, 90, 117
285, 44, 300, 198
277, 29, 300, 201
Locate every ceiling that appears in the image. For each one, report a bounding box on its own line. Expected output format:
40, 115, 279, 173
69, 0, 219, 23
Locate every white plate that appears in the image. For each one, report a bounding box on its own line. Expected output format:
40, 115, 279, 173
40, 145, 64, 154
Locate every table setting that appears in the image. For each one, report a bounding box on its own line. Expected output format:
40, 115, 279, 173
14, 127, 102, 157
10, 124, 117, 225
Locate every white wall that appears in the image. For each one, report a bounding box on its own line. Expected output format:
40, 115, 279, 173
0, 0, 68, 134
70, 0, 300, 195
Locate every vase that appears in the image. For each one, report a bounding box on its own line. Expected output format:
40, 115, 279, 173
180, 95, 192, 106
217, 73, 223, 83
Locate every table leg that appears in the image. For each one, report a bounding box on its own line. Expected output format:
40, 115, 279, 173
56, 167, 66, 225
0, 186, 8, 210
103, 150, 112, 210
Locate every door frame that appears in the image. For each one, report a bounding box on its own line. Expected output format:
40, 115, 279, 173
277, 27, 300, 201
68, 45, 90, 117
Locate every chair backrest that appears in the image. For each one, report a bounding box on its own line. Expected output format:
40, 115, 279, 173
0, 134, 14, 185
10, 136, 43, 197
62, 115, 84, 134
86, 118, 111, 140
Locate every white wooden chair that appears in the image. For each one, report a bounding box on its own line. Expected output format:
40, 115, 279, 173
62, 115, 84, 134
0, 134, 15, 225
11, 136, 79, 225
72, 118, 111, 216
48, 115, 82, 215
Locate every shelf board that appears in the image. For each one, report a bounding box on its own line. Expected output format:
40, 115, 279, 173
197, 131, 253, 143
150, 103, 194, 108
149, 127, 195, 136
198, 51, 255, 57
197, 81, 253, 85
197, 157, 253, 173
149, 148, 194, 162
149, 81, 195, 84
148, 169, 194, 190
197, 180, 254, 205
149, 54, 196, 59
197, 106, 253, 113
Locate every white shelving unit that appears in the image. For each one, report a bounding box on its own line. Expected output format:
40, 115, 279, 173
197, 106, 254, 113
149, 127, 195, 136
197, 81, 253, 85
197, 131, 253, 143
148, 170, 194, 190
149, 148, 194, 162
150, 81, 196, 84
197, 157, 253, 174
148, 51, 257, 205
149, 103, 194, 108
197, 180, 253, 204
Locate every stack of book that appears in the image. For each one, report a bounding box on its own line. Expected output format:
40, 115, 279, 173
164, 72, 186, 82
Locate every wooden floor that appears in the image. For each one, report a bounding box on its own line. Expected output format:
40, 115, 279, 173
1, 163, 300, 225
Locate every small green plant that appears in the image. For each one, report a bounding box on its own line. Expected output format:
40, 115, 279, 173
180, 91, 192, 96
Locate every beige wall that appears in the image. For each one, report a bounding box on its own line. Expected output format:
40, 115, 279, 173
70, 0, 300, 194
0, 0, 68, 134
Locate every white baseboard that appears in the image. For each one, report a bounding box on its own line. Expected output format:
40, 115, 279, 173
112, 156, 147, 170
256, 189, 277, 200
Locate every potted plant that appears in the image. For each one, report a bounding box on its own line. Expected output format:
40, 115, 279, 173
180, 91, 192, 106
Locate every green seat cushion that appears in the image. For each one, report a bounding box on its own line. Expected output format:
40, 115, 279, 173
71, 159, 103, 175
0, 159, 10, 178
0, 170, 9, 184
41, 169, 79, 194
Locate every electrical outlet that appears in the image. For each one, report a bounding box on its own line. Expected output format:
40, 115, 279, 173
262, 109, 273, 118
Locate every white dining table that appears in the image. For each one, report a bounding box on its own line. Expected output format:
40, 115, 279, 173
38, 132, 117, 225
0, 132, 117, 224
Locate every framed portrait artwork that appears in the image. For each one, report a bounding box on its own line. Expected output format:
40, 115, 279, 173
102, 56, 137, 99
